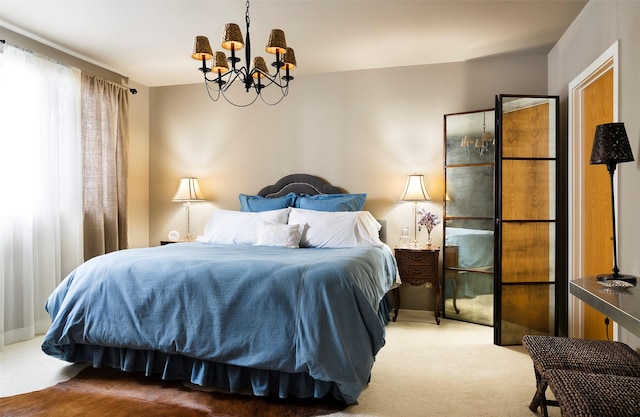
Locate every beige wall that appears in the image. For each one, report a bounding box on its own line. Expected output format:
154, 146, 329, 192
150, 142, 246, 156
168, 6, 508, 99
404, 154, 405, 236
148, 55, 548, 311
548, 0, 640, 347
127, 80, 150, 248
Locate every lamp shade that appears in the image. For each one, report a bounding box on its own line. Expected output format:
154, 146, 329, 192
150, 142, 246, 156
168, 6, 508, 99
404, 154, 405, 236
282, 47, 297, 70
172, 177, 206, 202
399, 174, 431, 202
221, 23, 244, 51
191, 36, 213, 61
211, 51, 230, 74
265, 29, 287, 55
590, 123, 635, 165
252, 57, 269, 78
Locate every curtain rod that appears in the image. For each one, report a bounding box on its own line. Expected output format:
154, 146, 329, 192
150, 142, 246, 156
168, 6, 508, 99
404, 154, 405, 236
0, 39, 135, 94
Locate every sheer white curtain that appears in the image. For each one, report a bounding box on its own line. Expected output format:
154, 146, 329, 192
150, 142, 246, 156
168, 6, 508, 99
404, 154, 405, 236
0, 44, 83, 347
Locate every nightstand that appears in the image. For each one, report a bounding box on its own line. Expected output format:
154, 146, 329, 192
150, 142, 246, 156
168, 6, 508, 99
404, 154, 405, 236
393, 246, 441, 324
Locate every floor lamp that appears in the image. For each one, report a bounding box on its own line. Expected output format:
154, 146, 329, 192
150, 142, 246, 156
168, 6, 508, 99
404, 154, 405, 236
589, 122, 636, 285
172, 177, 207, 242
399, 174, 431, 247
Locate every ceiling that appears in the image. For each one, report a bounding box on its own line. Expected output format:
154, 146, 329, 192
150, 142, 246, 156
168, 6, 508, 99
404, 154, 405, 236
0, 1, 587, 87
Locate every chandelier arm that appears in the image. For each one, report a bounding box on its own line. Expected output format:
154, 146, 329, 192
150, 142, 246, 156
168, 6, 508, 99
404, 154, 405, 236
205, 67, 249, 93
250, 69, 290, 89
226, 67, 249, 92
203, 69, 232, 86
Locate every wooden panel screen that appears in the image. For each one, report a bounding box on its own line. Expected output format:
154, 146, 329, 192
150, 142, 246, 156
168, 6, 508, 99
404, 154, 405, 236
495, 95, 559, 346
500, 284, 554, 345
501, 222, 554, 283
501, 160, 555, 221
502, 102, 552, 158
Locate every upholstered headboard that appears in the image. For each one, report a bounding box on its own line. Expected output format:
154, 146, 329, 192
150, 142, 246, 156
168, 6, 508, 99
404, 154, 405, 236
256, 174, 386, 243
257, 174, 347, 197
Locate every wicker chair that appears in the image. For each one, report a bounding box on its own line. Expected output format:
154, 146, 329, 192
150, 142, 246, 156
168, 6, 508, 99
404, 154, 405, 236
522, 335, 640, 417
544, 369, 640, 417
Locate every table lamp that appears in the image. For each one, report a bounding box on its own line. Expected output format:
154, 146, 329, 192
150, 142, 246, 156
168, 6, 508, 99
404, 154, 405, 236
399, 174, 431, 247
172, 177, 207, 241
589, 122, 636, 285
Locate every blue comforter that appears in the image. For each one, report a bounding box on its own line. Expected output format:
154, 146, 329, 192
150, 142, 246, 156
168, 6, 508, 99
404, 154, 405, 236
42, 243, 396, 404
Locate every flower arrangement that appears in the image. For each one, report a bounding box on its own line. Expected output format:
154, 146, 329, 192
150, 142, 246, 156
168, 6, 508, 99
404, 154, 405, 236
417, 209, 441, 232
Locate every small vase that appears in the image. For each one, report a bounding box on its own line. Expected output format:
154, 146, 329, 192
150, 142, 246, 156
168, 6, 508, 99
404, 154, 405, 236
427, 231, 432, 246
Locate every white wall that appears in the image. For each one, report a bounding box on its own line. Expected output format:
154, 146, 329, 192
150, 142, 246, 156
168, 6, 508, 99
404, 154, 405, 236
148, 55, 548, 310
548, 0, 640, 347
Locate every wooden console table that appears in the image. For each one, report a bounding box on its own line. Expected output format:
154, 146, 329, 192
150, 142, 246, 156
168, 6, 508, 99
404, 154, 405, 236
570, 276, 640, 337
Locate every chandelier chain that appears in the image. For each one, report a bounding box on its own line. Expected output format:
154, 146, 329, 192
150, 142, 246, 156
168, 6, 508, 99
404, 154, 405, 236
245, 0, 251, 27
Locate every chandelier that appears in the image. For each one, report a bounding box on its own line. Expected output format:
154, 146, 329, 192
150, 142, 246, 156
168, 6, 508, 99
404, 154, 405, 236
191, 0, 296, 107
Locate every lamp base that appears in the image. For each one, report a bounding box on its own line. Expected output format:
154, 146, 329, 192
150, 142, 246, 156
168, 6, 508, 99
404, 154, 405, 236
180, 234, 195, 242
597, 273, 637, 286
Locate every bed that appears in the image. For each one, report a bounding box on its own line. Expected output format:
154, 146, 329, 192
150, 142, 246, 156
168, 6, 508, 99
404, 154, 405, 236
41, 174, 396, 405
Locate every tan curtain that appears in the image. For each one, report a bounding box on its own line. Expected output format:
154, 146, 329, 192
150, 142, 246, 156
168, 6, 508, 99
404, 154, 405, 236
81, 73, 129, 260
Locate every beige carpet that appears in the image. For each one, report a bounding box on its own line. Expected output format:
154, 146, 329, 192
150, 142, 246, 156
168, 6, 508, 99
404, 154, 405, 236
0, 310, 556, 417
331, 311, 557, 417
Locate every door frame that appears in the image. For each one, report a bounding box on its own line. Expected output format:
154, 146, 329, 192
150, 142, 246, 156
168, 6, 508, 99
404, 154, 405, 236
567, 41, 619, 338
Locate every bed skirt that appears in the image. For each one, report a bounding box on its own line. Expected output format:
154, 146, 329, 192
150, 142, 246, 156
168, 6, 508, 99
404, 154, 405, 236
59, 343, 348, 402
48, 297, 392, 405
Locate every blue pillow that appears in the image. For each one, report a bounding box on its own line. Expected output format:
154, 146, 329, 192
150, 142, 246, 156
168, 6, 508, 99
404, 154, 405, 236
295, 193, 366, 212
239, 192, 297, 212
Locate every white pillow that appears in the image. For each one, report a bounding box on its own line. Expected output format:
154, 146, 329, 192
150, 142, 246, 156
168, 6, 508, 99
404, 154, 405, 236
196, 208, 290, 245
288, 208, 384, 248
255, 219, 305, 248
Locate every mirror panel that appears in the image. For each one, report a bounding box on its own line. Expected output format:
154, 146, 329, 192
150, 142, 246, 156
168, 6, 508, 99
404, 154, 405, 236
443, 110, 495, 327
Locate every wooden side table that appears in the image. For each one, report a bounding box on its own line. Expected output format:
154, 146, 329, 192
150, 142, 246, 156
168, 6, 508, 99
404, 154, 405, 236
393, 246, 441, 324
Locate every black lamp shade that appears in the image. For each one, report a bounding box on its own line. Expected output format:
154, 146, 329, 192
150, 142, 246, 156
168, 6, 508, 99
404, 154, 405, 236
590, 123, 635, 165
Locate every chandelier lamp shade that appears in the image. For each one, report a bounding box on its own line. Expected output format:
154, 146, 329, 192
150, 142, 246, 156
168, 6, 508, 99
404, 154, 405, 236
589, 122, 636, 285
191, 0, 296, 107
172, 177, 207, 242
399, 174, 432, 246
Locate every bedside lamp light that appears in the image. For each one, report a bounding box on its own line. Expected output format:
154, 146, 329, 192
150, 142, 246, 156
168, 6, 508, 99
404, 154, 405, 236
172, 177, 207, 242
399, 174, 431, 246
589, 122, 636, 285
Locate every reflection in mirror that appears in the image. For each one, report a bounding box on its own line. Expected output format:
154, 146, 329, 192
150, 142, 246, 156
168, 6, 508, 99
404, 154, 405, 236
445, 110, 495, 165
446, 166, 494, 218
444, 110, 495, 326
